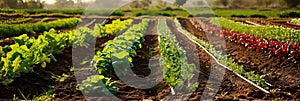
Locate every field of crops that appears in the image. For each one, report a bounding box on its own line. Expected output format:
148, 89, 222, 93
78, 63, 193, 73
0, 8, 299, 100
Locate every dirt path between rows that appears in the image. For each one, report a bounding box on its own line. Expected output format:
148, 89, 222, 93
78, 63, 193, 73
0, 18, 116, 100
178, 18, 300, 100
166, 19, 266, 100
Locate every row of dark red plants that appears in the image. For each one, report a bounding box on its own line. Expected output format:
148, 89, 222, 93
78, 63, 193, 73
190, 18, 300, 65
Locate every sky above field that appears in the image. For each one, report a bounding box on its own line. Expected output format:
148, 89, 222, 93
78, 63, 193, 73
42, 0, 93, 4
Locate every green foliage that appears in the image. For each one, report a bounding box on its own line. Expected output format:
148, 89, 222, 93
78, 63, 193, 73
0, 18, 32, 24
0, 9, 26, 14
24, 9, 84, 15
158, 19, 198, 91
92, 19, 148, 76
279, 11, 300, 18
211, 17, 300, 44
290, 18, 300, 25
31, 89, 56, 101
0, 18, 81, 38
94, 19, 133, 37
0, 18, 133, 87
0, 8, 126, 16
182, 18, 269, 90
188, 9, 281, 18
72, 27, 98, 48
77, 75, 119, 95
111, 11, 125, 16
51, 73, 70, 82
231, 14, 248, 18
0, 29, 75, 85
195, 13, 217, 17
79, 19, 148, 95
249, 14, 267, 18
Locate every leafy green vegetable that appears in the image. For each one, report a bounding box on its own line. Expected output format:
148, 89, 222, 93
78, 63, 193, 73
158, 19, 198, 91
290, 18, 300, 26
0, 18, 81, 38
79, 19, 148, 95
183, 18, 269, 90
211, 17, 300, 44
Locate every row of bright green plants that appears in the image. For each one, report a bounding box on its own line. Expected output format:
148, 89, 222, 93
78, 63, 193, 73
0, 17, 81, 39
157, 19, 198, 93
0, 18, 32, 24
79, 18, 201, 95
0, 17, 57, 25
211, 17, 300, 44
0, 18, 133, 85
0, 16, 273, 96
78, 19, 147, 94
290, 18, 300, 26
0, 15, 193, 97
3, 8, 300, 18
206, 18, 300, 63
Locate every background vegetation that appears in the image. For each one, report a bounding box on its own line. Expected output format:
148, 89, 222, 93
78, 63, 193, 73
0, 0, 299, 18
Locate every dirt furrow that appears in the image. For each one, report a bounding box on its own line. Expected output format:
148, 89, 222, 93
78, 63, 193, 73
178, 18, 300, 100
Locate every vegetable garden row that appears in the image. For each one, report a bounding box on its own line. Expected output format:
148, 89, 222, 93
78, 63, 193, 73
195, 18, 300, 63
0, 16, 299, 100
181, 17, 300, 100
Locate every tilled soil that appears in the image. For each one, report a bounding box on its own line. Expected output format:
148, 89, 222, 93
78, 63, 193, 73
0, 18, 118, 100
166, 19, 265, 100
0, 35, 115, 100
178, 17, 300, 100
79, 19, 171, 100
2, 17, 298, 100
115, 32, 170, 100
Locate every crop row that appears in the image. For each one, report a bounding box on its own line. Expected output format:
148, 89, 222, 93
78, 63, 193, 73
0, 29, 74, 85
73, 19, 133, 47
290, 18, 300, 26
251, 19, 300, 30
0, 19, 133, 85
0, 18, 81, 38
0, 18, 32, 24
176, 19, 270, 90
157, 19, 198, 93
203, 18, 300, 63
94, 19, 133, 38
211, 18, 300, 44
78, 19, 149, 94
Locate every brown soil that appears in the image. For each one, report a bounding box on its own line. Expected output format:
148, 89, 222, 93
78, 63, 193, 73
0, 27, 76, 47
62, 18, 276, 100
0, 18, 109, 47
166, 19, 267, 100
115, 33, 170, 100
0, 18, 117, 100
0, 19, 164, 100
178, 18, 300, 100
2, 17, 298, 100
230, 18, 300, 30
0, 34, 116, 100
77, 19, 171, 100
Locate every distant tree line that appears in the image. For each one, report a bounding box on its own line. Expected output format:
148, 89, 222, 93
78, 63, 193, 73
54, 0, 90, 9
213, 0, 300, 8
128, 0, 186, 9
0, 0, 44, 9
